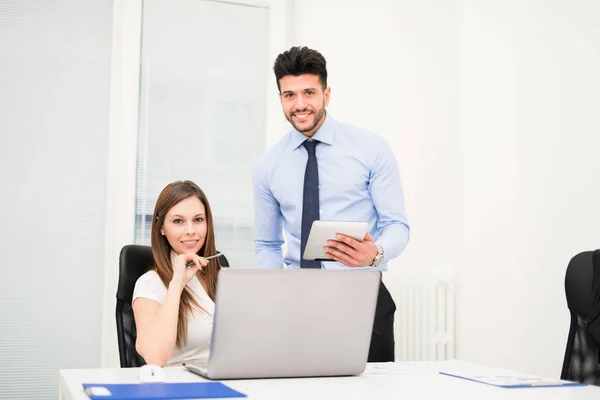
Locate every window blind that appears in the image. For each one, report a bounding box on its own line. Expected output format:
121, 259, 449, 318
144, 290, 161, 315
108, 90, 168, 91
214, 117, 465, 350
135, 0, 269, 268
0, 0, 113, 398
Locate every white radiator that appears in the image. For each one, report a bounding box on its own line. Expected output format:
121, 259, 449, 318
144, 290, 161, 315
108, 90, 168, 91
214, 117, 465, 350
385, 267, 454, 361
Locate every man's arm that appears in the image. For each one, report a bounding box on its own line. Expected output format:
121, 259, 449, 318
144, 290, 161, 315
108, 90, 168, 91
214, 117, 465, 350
323, 139, 409, 267
252, 161, 285, 268
368, 139, 410, 261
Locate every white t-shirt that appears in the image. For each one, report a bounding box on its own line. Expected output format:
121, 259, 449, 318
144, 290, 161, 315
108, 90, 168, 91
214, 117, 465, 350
132, 269, 215, 366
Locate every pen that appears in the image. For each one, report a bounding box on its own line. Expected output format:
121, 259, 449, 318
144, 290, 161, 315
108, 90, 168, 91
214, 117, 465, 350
185, 253, 223, 268
205, 252, 224, 260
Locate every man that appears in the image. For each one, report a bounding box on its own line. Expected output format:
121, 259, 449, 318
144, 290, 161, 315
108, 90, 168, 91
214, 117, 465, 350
252, 46, 410, 362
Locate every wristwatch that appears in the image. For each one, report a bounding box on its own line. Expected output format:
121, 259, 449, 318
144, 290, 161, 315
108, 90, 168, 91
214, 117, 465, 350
371, 244, 384, 268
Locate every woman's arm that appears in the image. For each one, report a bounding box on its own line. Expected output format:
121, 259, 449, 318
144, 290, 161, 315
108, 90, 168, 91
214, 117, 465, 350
133, 253, 208, 366
133, 279, 186, 366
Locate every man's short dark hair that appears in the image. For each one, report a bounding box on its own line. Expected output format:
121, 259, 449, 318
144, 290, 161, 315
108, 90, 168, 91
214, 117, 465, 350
273, 46, 328, 92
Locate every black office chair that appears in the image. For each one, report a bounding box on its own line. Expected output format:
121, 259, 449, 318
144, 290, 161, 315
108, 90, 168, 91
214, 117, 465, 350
561, 250, 600, 385
116, 244, 229, 368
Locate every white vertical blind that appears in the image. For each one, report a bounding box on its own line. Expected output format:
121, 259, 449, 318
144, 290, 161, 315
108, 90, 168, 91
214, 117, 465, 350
0, 0, 113, 399
135, 0, 269, 267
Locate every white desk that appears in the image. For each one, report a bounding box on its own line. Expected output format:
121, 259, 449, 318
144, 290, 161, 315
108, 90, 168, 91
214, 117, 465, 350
59, 360, 600, 400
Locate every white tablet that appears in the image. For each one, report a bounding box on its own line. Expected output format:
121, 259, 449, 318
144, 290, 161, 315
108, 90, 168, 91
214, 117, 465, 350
303, 220, 369, 261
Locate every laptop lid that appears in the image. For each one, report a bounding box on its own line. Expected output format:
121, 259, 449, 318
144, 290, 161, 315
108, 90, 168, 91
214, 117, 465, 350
205, 268, 380, 379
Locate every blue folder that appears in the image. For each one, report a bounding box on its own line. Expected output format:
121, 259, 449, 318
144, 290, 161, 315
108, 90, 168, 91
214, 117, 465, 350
439, 372, 586, 389
82, 381, 247, 399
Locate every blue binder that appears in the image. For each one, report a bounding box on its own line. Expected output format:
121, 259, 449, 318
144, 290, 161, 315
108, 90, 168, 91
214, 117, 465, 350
82, 381, 247, 399
439, 372, 586, 388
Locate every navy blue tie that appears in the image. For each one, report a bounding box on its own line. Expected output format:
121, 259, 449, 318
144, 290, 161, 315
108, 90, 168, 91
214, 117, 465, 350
300, 140, 321, 268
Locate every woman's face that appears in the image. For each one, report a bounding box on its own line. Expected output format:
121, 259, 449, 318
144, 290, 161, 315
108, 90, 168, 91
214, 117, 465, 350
161, 196, 207, 255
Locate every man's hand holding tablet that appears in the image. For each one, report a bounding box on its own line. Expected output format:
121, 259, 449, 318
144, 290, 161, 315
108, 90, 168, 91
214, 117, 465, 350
303, 221, 380, 267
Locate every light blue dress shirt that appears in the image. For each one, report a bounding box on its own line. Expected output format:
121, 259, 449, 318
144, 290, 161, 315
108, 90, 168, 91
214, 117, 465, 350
253, 113, 410, 270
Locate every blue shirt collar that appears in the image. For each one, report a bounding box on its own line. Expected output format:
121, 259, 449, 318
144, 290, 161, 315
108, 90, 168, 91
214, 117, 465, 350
289, 111, 336, 151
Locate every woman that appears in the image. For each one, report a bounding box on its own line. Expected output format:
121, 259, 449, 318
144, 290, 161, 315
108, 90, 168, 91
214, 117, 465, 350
132, 180, 222, 366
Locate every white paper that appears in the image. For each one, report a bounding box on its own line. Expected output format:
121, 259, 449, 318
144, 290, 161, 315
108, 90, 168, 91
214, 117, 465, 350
362, 362, 417, 376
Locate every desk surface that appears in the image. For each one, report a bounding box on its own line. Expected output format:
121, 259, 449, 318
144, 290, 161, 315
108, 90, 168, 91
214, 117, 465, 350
59, 360, 600, 400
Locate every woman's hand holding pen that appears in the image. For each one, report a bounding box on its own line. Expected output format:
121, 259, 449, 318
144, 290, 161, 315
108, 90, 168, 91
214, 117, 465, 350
170, 253, 208, 291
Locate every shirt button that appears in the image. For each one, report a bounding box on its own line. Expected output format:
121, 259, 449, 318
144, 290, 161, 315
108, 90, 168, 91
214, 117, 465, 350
319, 209, 323, 214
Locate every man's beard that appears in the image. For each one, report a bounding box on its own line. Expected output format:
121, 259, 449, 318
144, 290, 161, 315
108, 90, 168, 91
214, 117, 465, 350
287, 106, 325, 133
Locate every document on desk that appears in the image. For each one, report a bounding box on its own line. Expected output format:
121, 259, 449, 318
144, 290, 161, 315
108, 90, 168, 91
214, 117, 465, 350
81, 381, 246, 399
362, 362, 417, 376
439, 372, 585, 388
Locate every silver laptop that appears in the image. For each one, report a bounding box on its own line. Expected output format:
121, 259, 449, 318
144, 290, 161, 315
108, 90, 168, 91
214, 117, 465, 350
184, 268, 380, 380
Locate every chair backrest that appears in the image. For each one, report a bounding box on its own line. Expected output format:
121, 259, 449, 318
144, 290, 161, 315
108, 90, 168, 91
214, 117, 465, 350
115, 244, 229, 368
561, 250, 600, 385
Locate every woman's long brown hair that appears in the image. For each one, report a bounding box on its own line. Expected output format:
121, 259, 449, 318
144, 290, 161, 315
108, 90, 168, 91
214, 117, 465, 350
150, 180, 220, 351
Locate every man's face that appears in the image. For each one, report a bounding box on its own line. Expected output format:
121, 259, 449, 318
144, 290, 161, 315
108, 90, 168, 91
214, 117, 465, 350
279, 74, 330, 137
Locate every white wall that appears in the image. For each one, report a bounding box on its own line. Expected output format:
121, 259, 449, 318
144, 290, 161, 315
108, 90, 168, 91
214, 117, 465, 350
458, 0, 600, 377
291, 0, 462, 274
291, 0, 600, 377
101, 0, 142, 369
